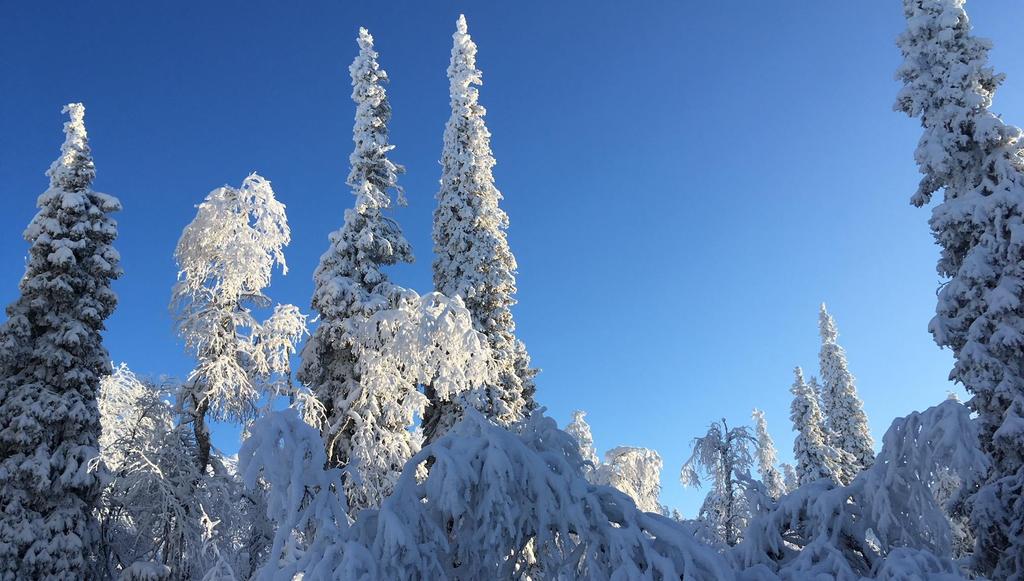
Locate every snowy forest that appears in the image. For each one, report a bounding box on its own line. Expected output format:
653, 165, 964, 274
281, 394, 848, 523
2, 1, 1024, 579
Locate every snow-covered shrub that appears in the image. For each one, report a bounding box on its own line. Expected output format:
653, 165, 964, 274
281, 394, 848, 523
734, 399, 984, 579
244, 409, 735, 580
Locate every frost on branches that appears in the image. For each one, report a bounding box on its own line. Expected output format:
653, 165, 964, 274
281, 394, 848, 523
752, 408, 786, 500
736, 399, 985, 580
243, 409, 734, 580
426, 14, 536, 442
172, 174, 305, 471
895, 0, 1024, 576
790, 366, 854, 486
818, 304, 875, 473
326, 290, 494, 513
98, 365, 265, 580
0, 104, 121, 580
680, 419, 756, 546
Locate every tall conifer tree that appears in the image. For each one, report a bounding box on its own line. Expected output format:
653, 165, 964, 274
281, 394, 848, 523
297, 28, 418, 511
426, 15, 536, 442
0, 104, 121, 579
895, 0, 1024, 574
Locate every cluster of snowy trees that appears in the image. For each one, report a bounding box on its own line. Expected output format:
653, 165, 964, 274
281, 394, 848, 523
2, 2, 1024, 579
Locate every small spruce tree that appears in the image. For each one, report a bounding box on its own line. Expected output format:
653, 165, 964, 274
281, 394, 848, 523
790, 367, 853, 486
751, 408, 786, 499
818, 304, 874, 472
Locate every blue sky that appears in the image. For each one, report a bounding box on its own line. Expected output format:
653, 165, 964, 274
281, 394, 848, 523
4, 1, 1024, 516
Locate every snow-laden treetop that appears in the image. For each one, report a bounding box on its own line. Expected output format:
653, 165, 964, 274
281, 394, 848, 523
46, 103, 95, 192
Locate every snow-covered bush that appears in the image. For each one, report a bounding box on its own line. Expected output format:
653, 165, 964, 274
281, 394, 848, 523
244, 408, 735, 580
735, 399, 984, 579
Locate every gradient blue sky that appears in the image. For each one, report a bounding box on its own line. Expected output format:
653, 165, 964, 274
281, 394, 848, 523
4, 2, 1024, 516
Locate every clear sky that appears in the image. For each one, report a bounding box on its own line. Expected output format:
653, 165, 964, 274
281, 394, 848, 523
4, 1, 1024, 517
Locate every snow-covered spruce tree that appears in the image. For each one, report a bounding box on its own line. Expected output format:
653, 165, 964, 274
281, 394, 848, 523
790, 367, 853, 486
818, 304, 874, 472
0, 103, 121, 580
895, 1, 1024, 576
680, 419, 756, 546
594, 446, 665, 514
565, 409, 599, 477
172, 173, 305, 472
751, 408, 786, 500
425, 14, 536, 442
297, 25, 411, 477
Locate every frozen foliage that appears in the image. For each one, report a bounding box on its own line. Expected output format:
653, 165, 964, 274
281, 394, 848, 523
98, 365, 267, 580
735, 399, 985, 580
0, 103, 121, 580
172, 174, 305, 470
790, 366, 854, 486
895, 0, 1024, 575
593, 446, 665, 514
323, 290, 494, 513
752, 409, 786, 500
564, 409, 599, 476
680, 419, 756, 546
237, 409, 349, 581
427, 15, 536, 442
818, 304, 875, 472
245, 409, 735, 580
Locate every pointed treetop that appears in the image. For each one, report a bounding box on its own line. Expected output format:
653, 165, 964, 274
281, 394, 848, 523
449, 14, 481, 91
358, 26, 373, 48
792, 366, 806, 387
819, 303, 838, 344
47, 102, 95, 192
